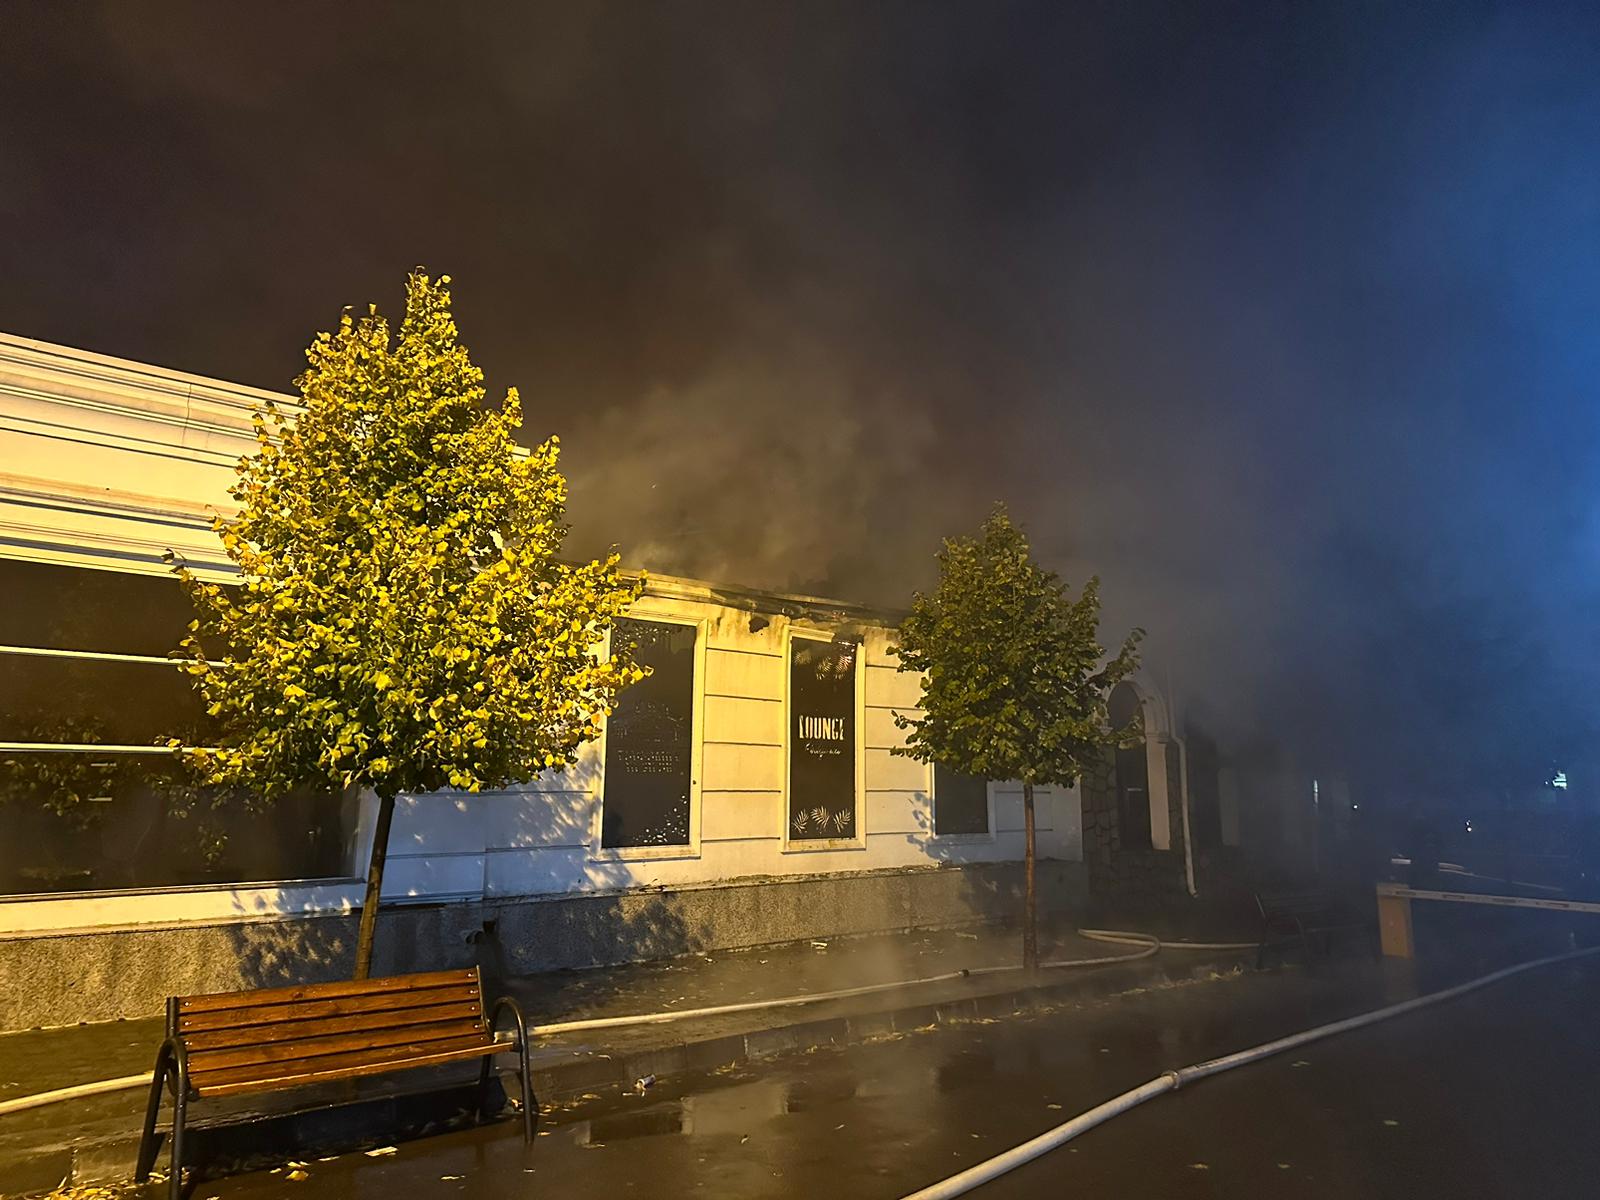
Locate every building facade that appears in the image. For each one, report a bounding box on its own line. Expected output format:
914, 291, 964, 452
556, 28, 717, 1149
0, 331, 1200, 1025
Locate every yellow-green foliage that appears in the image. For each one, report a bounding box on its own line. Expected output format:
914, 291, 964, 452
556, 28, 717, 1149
893, 505, 1143, 787
169, 272, 643, 802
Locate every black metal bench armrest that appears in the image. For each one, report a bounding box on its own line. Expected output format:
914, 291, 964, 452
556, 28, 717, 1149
481, 994, 537, 1143
488, 994, 529, 1051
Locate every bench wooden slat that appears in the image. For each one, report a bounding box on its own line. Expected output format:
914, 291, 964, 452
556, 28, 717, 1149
181, 1000, 487, 1052
177, 983, 483, 1033
190, 1032, 499, 1096
188, 1016, 487, 1074
177, 968, 479, 1014
196, 1039, 505, 1100
142, 965, 537, 1199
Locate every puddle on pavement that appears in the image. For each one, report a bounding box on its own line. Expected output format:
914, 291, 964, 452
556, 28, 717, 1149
568, 1066, 873, 1147
580, 1105, 688, 1145
783, 1074, 859, 1112
935, 1047, 996, 1092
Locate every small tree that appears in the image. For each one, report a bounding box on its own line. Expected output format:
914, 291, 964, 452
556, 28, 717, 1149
171, 271, 643, 978
893, 505, 1142, 968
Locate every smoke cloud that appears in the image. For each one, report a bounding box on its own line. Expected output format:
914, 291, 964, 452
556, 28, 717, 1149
2, 2, 1598, 796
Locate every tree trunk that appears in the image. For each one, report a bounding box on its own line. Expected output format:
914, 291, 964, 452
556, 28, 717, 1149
353, 791, 397, 980
1022, 780, 1038, 971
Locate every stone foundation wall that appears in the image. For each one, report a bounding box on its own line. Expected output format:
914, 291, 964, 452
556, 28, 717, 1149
1081, 740, 1190, 907
0, 859, 1087, 1029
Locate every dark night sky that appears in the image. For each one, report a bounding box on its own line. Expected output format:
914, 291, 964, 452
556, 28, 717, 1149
4, 1, 1599, 796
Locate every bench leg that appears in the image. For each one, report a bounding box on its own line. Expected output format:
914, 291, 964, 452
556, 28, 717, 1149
476, 1053, 495, 1123
515, 1033, 537, 1144
135, 1046, 170, 1182
169, 1079, 187, 1200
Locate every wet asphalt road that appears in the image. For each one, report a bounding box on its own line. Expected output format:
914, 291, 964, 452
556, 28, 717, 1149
196, 955, 1600, 1200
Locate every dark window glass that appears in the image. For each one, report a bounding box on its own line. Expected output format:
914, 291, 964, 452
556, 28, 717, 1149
0, 559, 351, 895
933, 764, 989, 836
601, 618, 697, 848
0, 774, 353, 895
789, 638, 857, 841
1109, 682, 1152, 849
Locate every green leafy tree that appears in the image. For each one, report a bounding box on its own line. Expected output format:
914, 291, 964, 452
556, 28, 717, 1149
170, 271, 644, 978
893, 505, 1143, 968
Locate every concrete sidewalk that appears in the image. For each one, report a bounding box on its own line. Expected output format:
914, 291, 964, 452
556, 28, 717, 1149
0, 921, 1254, 1196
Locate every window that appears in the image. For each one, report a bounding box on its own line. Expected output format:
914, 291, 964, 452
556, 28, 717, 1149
1109, 682, 1152, 850
600, 617, 697, 849
788, 636, 858, 841
0, 558, 351, 895
933, 764, 989, 836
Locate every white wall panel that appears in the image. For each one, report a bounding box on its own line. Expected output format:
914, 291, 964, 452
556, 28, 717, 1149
702, 695, 782, 746
700, 791, 780, 842
866, 790, 931, 837
703, 647, 784, 698
863, 663, 924, 710
864, 747, 931, 793
862, 707, 914, 751
480, 789, 593, 849
702, 742, 784, 792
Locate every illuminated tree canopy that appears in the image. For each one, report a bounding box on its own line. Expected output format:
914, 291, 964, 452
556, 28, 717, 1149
170, 271, 643, 974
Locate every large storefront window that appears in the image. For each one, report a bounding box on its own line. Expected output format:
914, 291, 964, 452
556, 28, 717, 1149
788, 636, 858, 842
0, 559, 351, 895
600, 618, 697, 849
933, 764, 990, 836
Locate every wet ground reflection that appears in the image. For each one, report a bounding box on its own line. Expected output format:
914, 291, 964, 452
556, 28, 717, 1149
191, 952, 1600, 1199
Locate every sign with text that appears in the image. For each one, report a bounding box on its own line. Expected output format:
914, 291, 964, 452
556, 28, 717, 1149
788, 637, 857, 840
602, 618, 696, 848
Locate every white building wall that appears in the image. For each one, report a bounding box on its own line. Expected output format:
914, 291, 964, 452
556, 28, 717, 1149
0, 329, 1086, 935
379, 612, 1079, 904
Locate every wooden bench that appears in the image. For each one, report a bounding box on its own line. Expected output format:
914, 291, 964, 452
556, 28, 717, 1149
1255, 889, 1370, 968
135, 967, 533, 1199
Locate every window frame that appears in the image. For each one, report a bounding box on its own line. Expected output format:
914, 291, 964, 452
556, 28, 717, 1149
589, 610, 707, 863
929, 762, 996, 843
781, 627, 866, 853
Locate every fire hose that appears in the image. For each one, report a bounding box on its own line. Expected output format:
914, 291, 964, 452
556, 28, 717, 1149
896, 941, 1600, 1199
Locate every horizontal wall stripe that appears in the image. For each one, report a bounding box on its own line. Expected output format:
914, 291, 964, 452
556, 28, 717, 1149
705, 644, 783, 660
